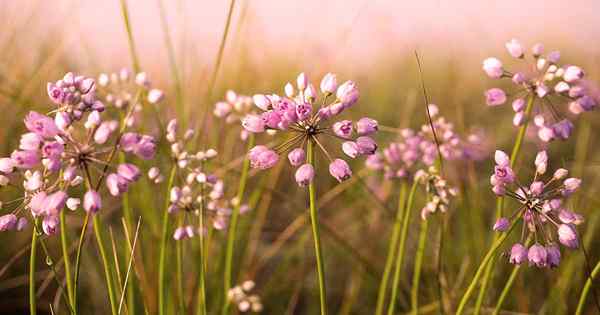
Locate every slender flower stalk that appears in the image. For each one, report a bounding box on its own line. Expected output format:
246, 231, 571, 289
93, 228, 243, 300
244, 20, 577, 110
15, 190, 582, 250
60, 210, 75, 309
93, 215, 119, 315
158, 165, 177, 315
176, 213, 186, 314
196, 180, 207, 315
386, 180, 418, 315
374, 181, 407, 315
576, 258, 600, 314
307, 139, 328, 315
411, 217, 429, 315
222, 135, 255, 315
492, 236, 533, 315
29, 219, 38, 315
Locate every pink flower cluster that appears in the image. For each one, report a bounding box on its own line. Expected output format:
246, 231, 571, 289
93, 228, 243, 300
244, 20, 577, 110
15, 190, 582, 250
414, 167, 458, 219
241, 72, 378, 185
491, 150, 583, 267
214, 90, 255, 141
483, 39, 597, 142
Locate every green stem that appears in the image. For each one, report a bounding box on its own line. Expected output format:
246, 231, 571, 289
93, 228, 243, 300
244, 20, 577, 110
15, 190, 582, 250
576, 258, 600, 314
455, 217, 520, 315
307, 139, 328, 315
387, 180, 419, 315
158, 166, 177, 315
176, 214, 186, 314
195, 183, 207, 315
375, 181, 408, 315
474, 93, 535, 314
410, 218, 429, 315
492, 237, 532, 315
73, 213, 90, 312
60, 211, 75, 310
93, 215, 118, 315
119, 0, 140, 72
29, 219, 39, 315
222, 134, 254, 315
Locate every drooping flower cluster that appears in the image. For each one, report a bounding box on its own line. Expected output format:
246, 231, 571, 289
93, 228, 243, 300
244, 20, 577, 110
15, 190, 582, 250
491, 150, 583, 268
214, 90, 256, 141
162, 119, 250, 240
97, 68, 164, 110
483, 39, 597, 142
414, 166, 458, 219
227, 280, 263, 313
241, 72, 378, 185
0, 72, 158, 236
366, 105, 483, 180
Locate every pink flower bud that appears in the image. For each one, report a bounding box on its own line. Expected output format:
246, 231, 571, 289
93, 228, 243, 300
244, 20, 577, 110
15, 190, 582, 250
563, 178, 581, 195
287, 148, 306, 166
43, 191, 68, 216
17, 217, 28, 231
510, 243, 528, 264
55, 112, 71, 131
284, 83, 294, 97
117, 163, 141, 182
106, 173, 129, 196
29, 192, 47, 217
296, 72, 308, 90
0, 158, 14, 174
494, 150, 510, 167
531, 43, 544, 57
320, 73, 338, 94
135, 135, 157, 160
248, 146, 279, 170
329, 159, 352, 182
19, 133, 43, 151
553, 168, 568, 180
537, 127, 554, 142
295, 163, 314, 186
252, 94, 271, 111
336, 81, 359, 107
42, 216, 60, 236
356, 136, 377, 155
546, 245, 561, 268
342, 141, 359, 158
530, 181, 544, 196
505, 39, 524, 58
552, 119, 573, 140
24, 111, 60, 139
563, 66, 584, 83
332, 120, 353, 139
512, 72, 526, 84
94, 121, 118, 144
356, 117, 378, 135
11, 150, 40, 169
295, 103, 312, 121
548, 51, 560, 63
485, 88, 507, 106
557, 224, 578, 248
511, 98, 525, 112
534, 151, 548, 174
493, 217, 509, 231
0, 214, 17, 231
242, 115, 266, 133
528, 244, 548, 267
482, 57, 503, 78
513, 112, 525, 126
492, 184, 506, 196
147, 89, 164, 104
84, 190, 102, 214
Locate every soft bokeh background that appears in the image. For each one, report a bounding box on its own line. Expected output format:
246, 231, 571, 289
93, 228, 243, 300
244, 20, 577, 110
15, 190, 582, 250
1, 0, 600, 314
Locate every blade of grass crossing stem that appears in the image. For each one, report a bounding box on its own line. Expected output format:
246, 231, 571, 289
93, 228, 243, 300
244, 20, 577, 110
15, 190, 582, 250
410, 217, 429, 315
119, 218, 142, 315
307, 139, 328, 315
93, 216, 119, 315
222, 134, 254, 315
158, 166, 177, 315
387, 180, 419, 315
474, 94, 535, 314
375, 181, 408, 315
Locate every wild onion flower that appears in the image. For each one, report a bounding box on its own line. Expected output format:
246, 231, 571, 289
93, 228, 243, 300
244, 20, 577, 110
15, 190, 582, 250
483, 39, 597, 142
414, 166, 458, 219
491, 149, 583, 267
0, 72, 157, 236
214, 90, 256, 141
227, 280, 263, 313
162, 119, 250, 240
241, 72, 378, 186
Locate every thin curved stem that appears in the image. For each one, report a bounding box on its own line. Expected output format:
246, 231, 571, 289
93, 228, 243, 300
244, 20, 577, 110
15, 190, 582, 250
576, 257, 600, 314
30, 219, 39, 315
375, 181, 408, 315
456, 217, 520, 315
60, 211, 75, 310
158, 165, 177, 315
387, 180, 419, 315
410, 218, 429, 315
72, 213, 90, 312
222, 134, 254, 315
195, 183, 207, 315
93, 215, 118, 315
307, 139, 328, 315
474, 94, 535, 314
176, 214, 186, 314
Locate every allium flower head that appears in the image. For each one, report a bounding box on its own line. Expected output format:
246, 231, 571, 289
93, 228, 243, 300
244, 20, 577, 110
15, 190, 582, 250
491, 150, 584, 268
415, 167, 458, 219
241, 73, 378, 185
483, 39, 598, 142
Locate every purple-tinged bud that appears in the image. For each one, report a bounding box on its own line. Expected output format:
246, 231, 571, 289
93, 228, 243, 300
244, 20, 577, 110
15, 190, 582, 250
305, 84, 317, 102
94, 121, 118, 144
320, 73, 338, 94
295, 103, 312, 121
135, 135, 157, 160
44, 191, 68, 216
295, 163, 314, 186
509, 243, 528, 264
242, 115, 266, 133
284, 83, 294, 98
42, 141, 64, 159
42, 216, 60, 236
24, 111, 60, 139
553, 168, 568, 180
214, 101, 232, 118
485, 88, 507, 106
575, 95, 596, 112
11, 150, 40, 169
261, 111, 282, 129
356, 136, 377, 155
552, 119, 573, 140
83, 190, 102, 214
493, 217, 509, 231
287, 148, 306, 166
66, 198, 80, 211
494, 150, 510, 167
106, 173, 129, 196
536, 83, 549, 98
563, 66, 584, 83
317, 107, 332, 120
512, 98, 525, 112
0, 214, 17, 231
528, 244, 548, 267
548, 51, 560, 63
534, 151, 548, 174
342, 141, 359, 158
558, 224, 579, 248
530, 181, 544, 196
505, 39, 524, 58
329, 102, 345, 116
296, 72, 308, 90
531, 43, 544, 57
554, 81, 570, 93
558, 209, 584, 225
563, 178, 581, 195
492, 184, 506, 196
252, 94, 271, 111
55, 112, 71, 131
494, 165, 515, 184
135, 72, 149, 87
85, 111, 101, 129
170, 187, 182, 203
546, 245, 561, 268
117, 163, 141, 182
17, 217, 28, 231
20, 133, 43, 151
29, 192, 47, 217
512, 72, 526, 84
248, 146, 279, 170
0, 158, 15, 174
332, 120, 353, 139
538, 127, 555, 142
329, 159, 352, 182
365, 154, 383, 170
483, 57, 503, 78
356, 117, 378, 135
513, 112, 525, 126
173, 227, 187, 240
336, 81, 359, 107
147, 89, 164, 104
47, 83, 65, 104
